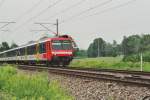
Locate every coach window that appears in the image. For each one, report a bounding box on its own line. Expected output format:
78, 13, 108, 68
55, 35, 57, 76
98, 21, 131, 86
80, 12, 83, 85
12, 50, 16, 56
32, 45, 36, 54
27, 45, 36, 55
20, 48, 25, 56
17, 49, 20, 56
10, 51, 13, 57
27, 46, 31, 55
9, 51, 12, 57
7, 52, 10, 57
5, 52, 8, 57
14, 50, 17, 56
39, 43, 46, 53
14, 50, 16, 56
8, 51, 11, 57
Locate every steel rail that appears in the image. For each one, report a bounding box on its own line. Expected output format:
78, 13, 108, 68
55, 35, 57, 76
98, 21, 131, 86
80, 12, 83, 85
17, 65, 150, 87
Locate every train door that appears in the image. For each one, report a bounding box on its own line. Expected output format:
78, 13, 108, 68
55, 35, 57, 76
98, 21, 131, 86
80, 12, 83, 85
46, 41, 52, 61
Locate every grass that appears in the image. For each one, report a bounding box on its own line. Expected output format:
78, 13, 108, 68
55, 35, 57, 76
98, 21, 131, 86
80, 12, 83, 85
70, 57, 150, 71
0, 65, 73, 100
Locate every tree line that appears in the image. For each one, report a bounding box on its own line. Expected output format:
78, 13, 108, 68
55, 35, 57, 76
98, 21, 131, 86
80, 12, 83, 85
0, 42, 18, 52
87, 38, 122, 57
76, 34, 150, 62
122, 34, 150, 62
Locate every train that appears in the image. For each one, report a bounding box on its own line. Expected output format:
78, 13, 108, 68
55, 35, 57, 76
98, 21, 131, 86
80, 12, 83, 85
0, 35, 78, 67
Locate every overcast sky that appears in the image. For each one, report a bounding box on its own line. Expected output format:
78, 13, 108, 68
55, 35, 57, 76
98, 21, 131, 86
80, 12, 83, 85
0, 0, 149, 49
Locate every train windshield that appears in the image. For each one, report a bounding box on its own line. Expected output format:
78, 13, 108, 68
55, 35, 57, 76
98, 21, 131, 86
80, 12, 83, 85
52, 40, 72, 50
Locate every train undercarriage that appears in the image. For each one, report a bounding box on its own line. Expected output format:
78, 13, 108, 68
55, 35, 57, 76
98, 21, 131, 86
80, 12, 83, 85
0, 56, 73, 67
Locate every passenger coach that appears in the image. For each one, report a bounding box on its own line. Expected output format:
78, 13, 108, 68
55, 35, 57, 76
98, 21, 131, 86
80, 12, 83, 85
0, 35, 77, 66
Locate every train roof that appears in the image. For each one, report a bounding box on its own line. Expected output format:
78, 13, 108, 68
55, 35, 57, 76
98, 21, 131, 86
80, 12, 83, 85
0, 35, 72, 54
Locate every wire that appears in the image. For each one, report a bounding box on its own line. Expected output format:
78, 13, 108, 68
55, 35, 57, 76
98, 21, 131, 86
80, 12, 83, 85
61, 0, 112, 23
13, 0, 63, 32
15, 0, 43, 21
88, 0, 137, 17
29, 0, 63, 21
0, 0, 5, 9
44, 0, 87, 21
0, 0, 5, 10
61, 0, 137, 24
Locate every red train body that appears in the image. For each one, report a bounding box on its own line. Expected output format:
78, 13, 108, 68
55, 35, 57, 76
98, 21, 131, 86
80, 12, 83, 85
0, 35, 77, 66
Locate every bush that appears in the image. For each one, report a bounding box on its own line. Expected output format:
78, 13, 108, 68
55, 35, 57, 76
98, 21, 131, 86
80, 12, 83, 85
123, 55, 140, 62
123, 51, 150, 62
0, 66, 73, 100
0, 66, 17, 89
70, 57, 150, 71
0, 92, 13, 100
143, 51, 150, 62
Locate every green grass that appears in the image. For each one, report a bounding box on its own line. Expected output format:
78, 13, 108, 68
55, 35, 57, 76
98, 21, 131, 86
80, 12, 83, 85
70, 57, 150, 71
0, 65, 73, 100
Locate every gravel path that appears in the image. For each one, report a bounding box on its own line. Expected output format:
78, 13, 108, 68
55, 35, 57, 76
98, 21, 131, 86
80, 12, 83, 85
20, 70, 150, 100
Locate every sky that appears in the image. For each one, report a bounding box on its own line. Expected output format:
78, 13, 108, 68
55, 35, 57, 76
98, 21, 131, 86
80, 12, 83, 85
0, 0, 149, 49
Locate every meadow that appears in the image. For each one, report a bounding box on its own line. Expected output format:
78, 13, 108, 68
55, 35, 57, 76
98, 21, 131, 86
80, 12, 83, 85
0, 65, 73, 100
70, 57, 150, 71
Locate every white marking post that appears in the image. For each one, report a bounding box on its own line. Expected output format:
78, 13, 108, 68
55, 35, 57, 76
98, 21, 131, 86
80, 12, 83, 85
140, 53, 143, 71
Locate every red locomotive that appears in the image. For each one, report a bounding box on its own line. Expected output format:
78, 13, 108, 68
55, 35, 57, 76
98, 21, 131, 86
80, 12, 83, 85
0, 35, 77, 67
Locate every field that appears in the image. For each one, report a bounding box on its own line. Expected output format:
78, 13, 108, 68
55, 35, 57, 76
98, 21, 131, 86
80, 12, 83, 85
0, 65, 73, 100
70, 57, 150, 71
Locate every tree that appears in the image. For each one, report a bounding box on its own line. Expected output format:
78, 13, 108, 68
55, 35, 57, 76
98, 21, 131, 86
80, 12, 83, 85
1, 42, 10, 51
104, 40, 121, 57
0, 44, 2, 52
87, 43, 94, 57
122, 35, 141, 55
122, 34, 150, 62
10, 42, 18, 49
140, 34, 150, 52
75, 50, 87, 57
87, 38, 106, 57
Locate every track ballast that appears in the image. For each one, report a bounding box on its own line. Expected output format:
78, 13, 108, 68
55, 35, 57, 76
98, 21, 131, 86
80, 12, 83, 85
17, 65, 150, 88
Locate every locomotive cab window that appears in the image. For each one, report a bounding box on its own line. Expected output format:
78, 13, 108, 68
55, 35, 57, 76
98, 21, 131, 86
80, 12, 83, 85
52, 40, 62, 50
62, 40, 72, 50
52, 40, 72, 50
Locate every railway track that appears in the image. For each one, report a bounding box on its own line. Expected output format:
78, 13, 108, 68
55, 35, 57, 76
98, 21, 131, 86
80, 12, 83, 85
17, 65, 150, 87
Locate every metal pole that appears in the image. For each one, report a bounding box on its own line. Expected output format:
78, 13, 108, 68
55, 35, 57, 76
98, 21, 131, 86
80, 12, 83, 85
56, 19, 59, 36
140, 53, 143, 71
98, 39, 100, 57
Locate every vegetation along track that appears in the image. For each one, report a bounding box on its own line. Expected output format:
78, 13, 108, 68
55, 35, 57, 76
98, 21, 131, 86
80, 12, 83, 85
17, 65, 150, 88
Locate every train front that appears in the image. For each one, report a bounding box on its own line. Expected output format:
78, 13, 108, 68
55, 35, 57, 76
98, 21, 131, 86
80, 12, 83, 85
50, 38, 74, 66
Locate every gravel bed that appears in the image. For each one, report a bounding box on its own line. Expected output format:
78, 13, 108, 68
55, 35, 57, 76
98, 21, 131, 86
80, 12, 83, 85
48, 73, 150, 100
20, 70, 150, 100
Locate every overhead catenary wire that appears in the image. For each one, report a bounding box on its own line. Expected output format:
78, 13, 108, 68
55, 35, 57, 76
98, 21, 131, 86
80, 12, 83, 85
43, 0, 87, 21
15, 0, 44, 21
61, 0, 112, 23
0, 0, 5, 9
61, 0, 137, 24
0, 22, 15, 30
35, 23, 56, 34
87, 0, 137, 18
13, 0, 63, 32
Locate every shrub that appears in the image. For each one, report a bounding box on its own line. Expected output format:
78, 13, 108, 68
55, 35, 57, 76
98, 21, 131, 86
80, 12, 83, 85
0, 66, 17, 89
0, 66, 73, 100
0, 92, 13, 100
143, 51, 150, 62
123, 55, 140, 62
123, 51, 150, 62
